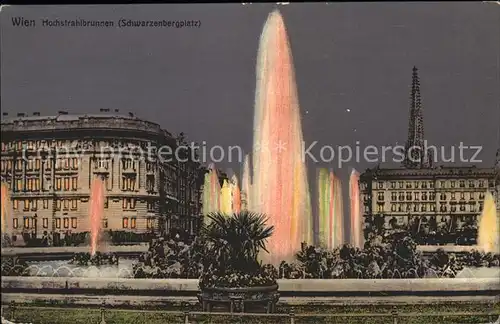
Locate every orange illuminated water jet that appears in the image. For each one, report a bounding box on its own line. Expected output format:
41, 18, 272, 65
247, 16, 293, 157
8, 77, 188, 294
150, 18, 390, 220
89, 177, 105, 256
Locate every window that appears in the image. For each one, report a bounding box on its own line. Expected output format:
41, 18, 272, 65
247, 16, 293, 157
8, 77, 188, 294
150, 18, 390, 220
451, 193, 456, 200
104, 198, 109, 209
71, 158, 78, 170
13, 200, 18, 210
459, 180, 465, 188
147, 217, 153, 229
64, 177, 70, 191
13, 218, 18, 229
63, 218, 69, 228
146, 176, 155, 192
469, 192, 474, 200
43, 200, 49, 209
122, 198, 136, 210
71, 177, 78, 190
378, 182, 384, 189
56, 178, 62, 190
391, 204, 396, 212
122, 176, 136, 191
406, 182, 412, 189
63, 199, 69, 210
23, 199, 30, 211
122, 217, 129, 228
71, 199, 78, 210
421, 182, 427, 189
131, 217, 137, 229
55, 199, 61, 211
23, 217, 30, 229
460, 192, 465, 200
71, 217, 77, 229
479, 180, 485, 188
103, 219, 108, 229
391, 192, 397, 201
429, 181, 434, 189
42, 218, 48, 228
469, 180, 475, 188
451, 181, 456, 188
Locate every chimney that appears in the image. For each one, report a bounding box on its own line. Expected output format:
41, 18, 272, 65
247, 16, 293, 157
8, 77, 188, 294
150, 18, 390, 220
17, 113, 25, 117
33, 112, 41, 116
103, 108, 110, 113
128, 112, 134, 117
58, 110, 68, 115
114, 109, 120, 113
99, 108, 105, 112
2, 112, 8, 116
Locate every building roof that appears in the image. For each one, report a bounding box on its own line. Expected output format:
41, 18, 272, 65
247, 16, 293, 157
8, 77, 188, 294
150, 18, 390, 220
360, 165, 498, 180
0, 113, 174, 138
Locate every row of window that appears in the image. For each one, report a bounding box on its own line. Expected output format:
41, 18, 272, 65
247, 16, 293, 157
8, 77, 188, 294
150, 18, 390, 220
13, 217, 77, 230
375, 179, 491, 190
375, 191, 487, 201
372, 202, 484, 213
6, 176, 154, 193
0, 158, 79, 172
11, 198, 157, 212
13, 216, 156, 230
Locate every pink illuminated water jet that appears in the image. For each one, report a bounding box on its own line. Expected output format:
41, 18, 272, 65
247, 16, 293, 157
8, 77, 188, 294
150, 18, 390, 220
89, 177, 105, 256
349, 169, 362, 248
252, 10, 313, 264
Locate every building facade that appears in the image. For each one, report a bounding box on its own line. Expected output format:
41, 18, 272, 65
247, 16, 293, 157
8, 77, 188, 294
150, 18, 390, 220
360, 166, 499, 243
0, 111, 204, 242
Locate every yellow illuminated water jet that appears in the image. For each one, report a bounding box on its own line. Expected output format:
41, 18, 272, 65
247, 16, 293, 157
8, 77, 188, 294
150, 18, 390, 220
477, 192, 499, 254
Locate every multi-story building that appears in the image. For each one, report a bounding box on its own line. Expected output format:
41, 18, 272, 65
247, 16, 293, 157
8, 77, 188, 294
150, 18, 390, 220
360, 166, 498, 238
359, 67, 500, 244
0, 111, 204, 243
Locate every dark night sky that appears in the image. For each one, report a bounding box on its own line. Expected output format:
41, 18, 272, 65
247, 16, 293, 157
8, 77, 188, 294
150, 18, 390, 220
1, 4, 499, 233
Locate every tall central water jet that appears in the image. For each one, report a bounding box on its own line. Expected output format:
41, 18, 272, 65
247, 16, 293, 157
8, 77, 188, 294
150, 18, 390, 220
89, 177, 105, 256
252, 10, 312, 264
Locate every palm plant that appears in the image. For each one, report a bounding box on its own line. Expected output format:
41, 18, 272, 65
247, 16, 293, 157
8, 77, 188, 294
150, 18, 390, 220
202, 211, 274, 274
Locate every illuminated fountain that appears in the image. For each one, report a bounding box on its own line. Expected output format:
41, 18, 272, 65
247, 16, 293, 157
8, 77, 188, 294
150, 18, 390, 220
477, 192, 499, 254
89, 177, 106, 256
349, 169, 362, 248
220, 179, 232, 215
230, 174, 242, 214
251, 10, 313, 264
202, 164, 222, 223
317, 169, 344, 249
241, 154, 252, 211
1, 182, 12, 247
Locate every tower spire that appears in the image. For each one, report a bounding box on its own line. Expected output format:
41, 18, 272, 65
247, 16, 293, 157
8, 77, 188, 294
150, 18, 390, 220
403, 66, 432, 169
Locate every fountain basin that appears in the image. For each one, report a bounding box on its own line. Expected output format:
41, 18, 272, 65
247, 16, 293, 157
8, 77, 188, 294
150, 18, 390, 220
2, 277, 498, 295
